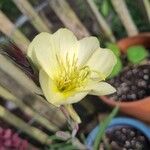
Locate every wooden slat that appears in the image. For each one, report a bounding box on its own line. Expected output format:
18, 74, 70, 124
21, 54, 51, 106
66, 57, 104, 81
12, 0, 51, 33
111, 0, 138, 36
85, 0, 116, 42
143, 0, 150, 22
0, 68, 66, 128
0, 54, 41, 95
0, 104, 51, 144
39, 11, 53, 30
0, 86, 59, 132
48, 0, 90, 39
0, 10, 30, 53
0, 54, 66, 128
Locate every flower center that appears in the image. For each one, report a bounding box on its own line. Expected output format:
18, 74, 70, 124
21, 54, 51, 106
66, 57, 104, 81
54, 54, 90, 93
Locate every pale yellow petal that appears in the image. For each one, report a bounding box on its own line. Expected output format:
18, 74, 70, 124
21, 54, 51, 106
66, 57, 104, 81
63, 91, 88, 105
65, 104, 81, 123
53, 28, 78, 62
77, 36, 99, 66
89, 82, 116, 96
39, 69, 64, 107
87, 48, 117, 78
28, 32, 58, 77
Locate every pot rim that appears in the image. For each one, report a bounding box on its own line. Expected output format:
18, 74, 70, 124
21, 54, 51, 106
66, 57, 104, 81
117, 32, 150, 53
86, 117, 150, 148
100, 96, 150, 106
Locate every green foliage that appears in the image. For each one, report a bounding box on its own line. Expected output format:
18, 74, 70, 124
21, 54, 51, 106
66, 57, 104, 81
93, 106, 119, 150
126, 0, 150, 32
0, 0, 21, 21
46, 131, 87, 150
106, 42, 122, 78
47, 142, 77, 150
106, 42, 120, 57
108, 57, 123, 79
101, 0, 110, 17
46, 134, 77, 150
127, 45, 149, 64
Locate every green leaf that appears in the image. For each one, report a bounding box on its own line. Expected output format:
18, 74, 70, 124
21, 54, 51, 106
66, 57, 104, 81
101, 0, 110, 17
48, 135, 65, 141
127, 45, 149, 64
108, 57, 122, 79
106, 42, 120, 57
93, 106, 119, 150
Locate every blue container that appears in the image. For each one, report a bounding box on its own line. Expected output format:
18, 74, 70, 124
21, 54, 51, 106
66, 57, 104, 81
86, 117, 150, 149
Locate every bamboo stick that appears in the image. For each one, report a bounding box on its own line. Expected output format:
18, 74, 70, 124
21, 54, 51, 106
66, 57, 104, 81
143, 0, 150, 22
0, 105, 51, 144
0, 10, 30, 53
12, 0, 51, 33
39, 11, 53, 30
0, 86, 59, 132
0, 54, 66, 127
0, 69, 66, 128
111, 0, 138, 36
85, 0, 116, 42
135, 0, 149, 24
0, 54, 41, 95
48, 0, 90, 39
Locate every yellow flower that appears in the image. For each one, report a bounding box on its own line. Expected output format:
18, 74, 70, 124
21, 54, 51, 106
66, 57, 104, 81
27, 28, 116, 123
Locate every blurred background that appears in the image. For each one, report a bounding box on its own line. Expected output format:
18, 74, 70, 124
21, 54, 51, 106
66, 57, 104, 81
0, 0, 150, 149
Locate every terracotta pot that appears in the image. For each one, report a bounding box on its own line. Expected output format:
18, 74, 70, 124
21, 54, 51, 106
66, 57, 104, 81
100, 33, 150, 123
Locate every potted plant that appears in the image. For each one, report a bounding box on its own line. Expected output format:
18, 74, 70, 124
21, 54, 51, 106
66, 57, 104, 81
86, 117, 150, 150
100, 33, 150, 123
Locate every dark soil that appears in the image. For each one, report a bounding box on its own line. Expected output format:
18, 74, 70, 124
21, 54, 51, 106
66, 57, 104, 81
104, 126, 150, 150
108, 65, 150, 102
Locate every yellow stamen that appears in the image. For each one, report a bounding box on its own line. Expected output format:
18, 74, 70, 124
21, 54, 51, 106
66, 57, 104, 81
54, 53, 106, 93
54, 54, 90, 93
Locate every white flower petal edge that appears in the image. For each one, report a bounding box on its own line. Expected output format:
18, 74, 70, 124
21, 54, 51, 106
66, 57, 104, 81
77, 36, 99, 66
89, 82, 116, 95
87, 48, 117, 79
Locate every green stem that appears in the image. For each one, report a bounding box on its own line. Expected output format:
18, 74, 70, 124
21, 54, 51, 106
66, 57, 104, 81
93, 106, 119, 150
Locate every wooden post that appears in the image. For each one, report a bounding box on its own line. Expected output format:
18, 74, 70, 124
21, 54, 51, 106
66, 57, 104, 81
48, 0, 90, 39
0, 86, 59, 132
12, 0, 51, 33
111, 0, 138, 36
0, 105, 51, 144
85, 0, 116, 42
0, 11, 30, 53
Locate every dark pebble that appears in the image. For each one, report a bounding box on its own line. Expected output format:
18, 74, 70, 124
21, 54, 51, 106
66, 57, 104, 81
108, 65, 150, 102
105, 126, 150, 150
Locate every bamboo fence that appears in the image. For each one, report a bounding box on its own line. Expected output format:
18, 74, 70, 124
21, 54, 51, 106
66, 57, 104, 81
0, 0, 149, 148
